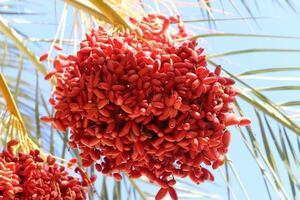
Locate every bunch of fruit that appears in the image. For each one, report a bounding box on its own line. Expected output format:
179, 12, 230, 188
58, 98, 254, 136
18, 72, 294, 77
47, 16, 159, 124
0, 140, 90, 200
41, 14, 250, 200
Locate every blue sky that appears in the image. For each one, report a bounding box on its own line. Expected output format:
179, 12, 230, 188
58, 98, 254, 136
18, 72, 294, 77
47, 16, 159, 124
3, 0, 300, 199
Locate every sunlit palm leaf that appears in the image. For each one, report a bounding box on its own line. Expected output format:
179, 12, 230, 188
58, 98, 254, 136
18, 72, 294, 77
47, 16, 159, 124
64, 0, 110, 23
0, 15, 48, 76
179, 33, 300, 41
238, 67, 300, 76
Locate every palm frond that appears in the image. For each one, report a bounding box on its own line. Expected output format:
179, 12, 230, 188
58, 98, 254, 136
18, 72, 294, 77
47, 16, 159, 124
0, 15, 48, 76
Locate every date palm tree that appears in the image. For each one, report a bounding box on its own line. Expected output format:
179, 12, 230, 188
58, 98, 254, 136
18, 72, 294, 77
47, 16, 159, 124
0, 0, 300, 199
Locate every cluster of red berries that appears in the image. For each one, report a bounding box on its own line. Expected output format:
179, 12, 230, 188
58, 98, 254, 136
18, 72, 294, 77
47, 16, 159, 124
41, 14, 250, 200
0, 140, 90, 200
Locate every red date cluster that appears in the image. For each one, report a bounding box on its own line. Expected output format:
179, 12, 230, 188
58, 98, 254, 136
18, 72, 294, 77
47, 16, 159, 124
129, 14, 188, 45
0, 140, 89, 200
42, 14, 250, 200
